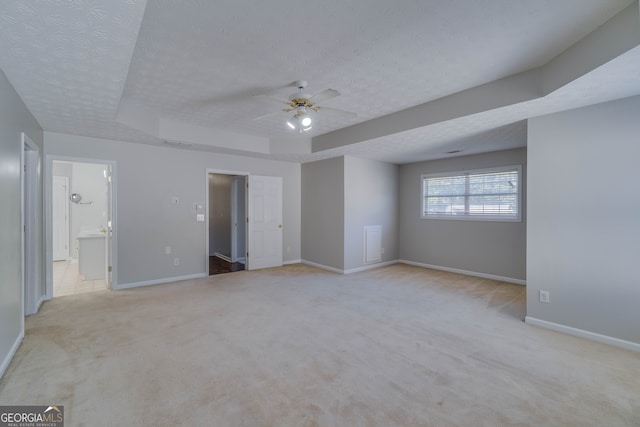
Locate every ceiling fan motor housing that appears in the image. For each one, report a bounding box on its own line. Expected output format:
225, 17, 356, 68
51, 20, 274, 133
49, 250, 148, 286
289, 79, 311, 106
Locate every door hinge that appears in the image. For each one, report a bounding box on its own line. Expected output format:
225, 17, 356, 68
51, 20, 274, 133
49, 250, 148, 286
108, 266, 112, 272
246, 252, 249, 258
246, 217, 249, 223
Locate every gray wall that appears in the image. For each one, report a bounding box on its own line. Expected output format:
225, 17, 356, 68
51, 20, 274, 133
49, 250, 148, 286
45, 132, 301, 286
527, 96, 640, 344
209, 173, 232, 257
399, 148, 527, 282
344, 156, 399, 270
0, 69, 43, 376
301, 156, 399, 272
301, 157, 345, 270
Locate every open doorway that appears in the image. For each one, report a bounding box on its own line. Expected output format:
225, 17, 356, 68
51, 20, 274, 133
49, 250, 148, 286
22, 133, 40, 316
208, 173, 246, 275
51, 160, 113, 296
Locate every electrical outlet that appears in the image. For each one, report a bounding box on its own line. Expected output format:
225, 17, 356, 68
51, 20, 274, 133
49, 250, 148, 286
165, 246, 171, 255
539, 290, 550, 303
174, 258, 180, 266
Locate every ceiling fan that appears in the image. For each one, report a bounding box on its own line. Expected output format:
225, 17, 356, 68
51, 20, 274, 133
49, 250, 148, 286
254, 80, 357, 133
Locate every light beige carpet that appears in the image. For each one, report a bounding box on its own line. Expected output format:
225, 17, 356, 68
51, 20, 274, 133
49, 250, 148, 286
1, 264, 638, 426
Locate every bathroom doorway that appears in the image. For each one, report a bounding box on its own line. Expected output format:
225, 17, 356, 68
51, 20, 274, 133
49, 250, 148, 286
208, 173, 246, 276
49, 159, 115, 297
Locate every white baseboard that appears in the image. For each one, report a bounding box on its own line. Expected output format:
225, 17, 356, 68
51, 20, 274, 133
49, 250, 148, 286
114, 273, 207, 290
213, 252, 232, 263
301, 259, 399, 275
301, 260, 344, 274
35, 294, 46, 313
0, 331, 24, 379
399, 260, 526, 286
343, 260, 399, 274
283, 259, 302, 265
301, 259, 525, 284
525, 316, 640, 353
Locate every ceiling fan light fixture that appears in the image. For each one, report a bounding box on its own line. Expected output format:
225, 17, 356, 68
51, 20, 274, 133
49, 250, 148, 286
287, 111, 313, 133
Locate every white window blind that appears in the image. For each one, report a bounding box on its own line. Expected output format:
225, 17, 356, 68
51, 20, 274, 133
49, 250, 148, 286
421, 166, 521, 221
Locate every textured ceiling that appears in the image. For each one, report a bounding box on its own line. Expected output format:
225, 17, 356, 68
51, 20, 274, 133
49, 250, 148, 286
0, 0, 638, 164
0, 0, 154, 143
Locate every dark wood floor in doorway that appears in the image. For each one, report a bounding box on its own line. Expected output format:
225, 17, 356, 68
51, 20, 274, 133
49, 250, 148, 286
209, 256, 245, 276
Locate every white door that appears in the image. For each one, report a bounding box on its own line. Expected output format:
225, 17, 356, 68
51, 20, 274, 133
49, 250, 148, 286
247, 175, 282, 270
52, 176, 69, 261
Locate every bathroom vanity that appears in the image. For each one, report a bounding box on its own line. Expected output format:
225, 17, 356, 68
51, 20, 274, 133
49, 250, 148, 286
77, 230, 106, 280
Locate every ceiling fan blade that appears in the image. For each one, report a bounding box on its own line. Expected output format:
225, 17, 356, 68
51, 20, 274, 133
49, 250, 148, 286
317, 106, 357, 119
309, 89, 340, 105
251, 110, 285, 121
254, 81, 301, 96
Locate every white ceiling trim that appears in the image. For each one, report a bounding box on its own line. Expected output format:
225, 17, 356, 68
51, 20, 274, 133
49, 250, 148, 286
116, 97, 270, 154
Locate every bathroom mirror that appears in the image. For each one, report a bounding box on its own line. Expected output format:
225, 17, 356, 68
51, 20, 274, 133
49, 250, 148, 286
70, 193, 82, 203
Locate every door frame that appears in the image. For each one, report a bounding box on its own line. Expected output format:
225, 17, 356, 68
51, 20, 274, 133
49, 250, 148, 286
45, 155, 118, 298
230, 176, 246, 264
205, 169, 249, 273
52, 175, 70, 261
21, 133, 40, 316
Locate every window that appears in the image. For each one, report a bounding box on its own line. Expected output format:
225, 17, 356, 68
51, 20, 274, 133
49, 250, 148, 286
421, 165, 521, 221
